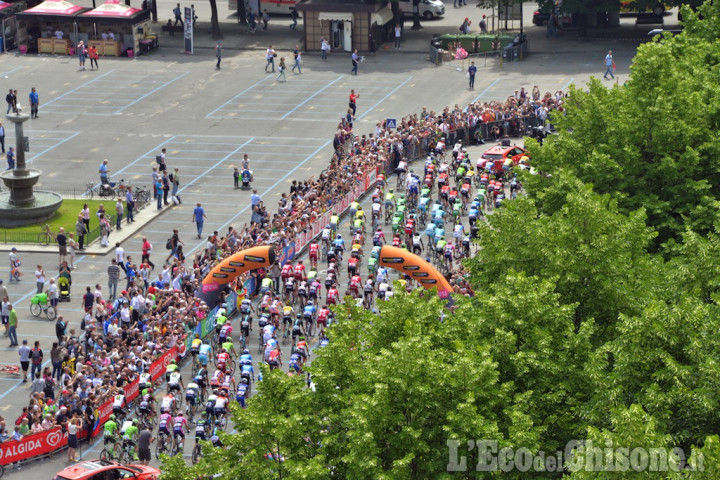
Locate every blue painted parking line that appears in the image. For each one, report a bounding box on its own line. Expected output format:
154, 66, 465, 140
0, 66, 23, 77
111, 136, 178, 178
116, 71, 190, 113
356, 76, 413, 121
43, 69, 117, 107
470, 77, 502, 105
176, 138, 255, 195
206, 76, 271, 119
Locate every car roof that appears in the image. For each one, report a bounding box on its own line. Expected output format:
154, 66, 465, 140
484, 145, 522, 154
55, 459, 157, 479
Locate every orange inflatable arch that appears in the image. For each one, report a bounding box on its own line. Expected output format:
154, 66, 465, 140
378, 245, 453, 298
197, 245, 275, 308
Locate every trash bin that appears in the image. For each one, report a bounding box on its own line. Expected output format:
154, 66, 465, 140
127, 49, 134, 58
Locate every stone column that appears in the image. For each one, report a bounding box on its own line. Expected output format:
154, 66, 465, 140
8, 112, 30, 176
2, 112, 39, 206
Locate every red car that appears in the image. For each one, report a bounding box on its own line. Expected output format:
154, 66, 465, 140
53, 459, 161, 480
476, 145, 527, 174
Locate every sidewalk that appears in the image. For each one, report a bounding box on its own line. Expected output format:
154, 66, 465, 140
0, 202, 170, 255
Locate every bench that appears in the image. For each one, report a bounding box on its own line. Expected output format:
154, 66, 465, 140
635, 13, 664, 26
161, 24, 184, 34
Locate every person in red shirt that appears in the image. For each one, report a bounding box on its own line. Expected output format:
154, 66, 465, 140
349, 274, 361, 298
348, 89, 360, 116
347, 256, 359, 278
141, 237, 155, 269
294, 260, 306, 281
281, 263, 293, 281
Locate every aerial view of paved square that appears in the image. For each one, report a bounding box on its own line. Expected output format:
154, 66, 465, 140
0, 0, 715, 477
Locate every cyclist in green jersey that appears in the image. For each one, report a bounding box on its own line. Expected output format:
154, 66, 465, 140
122, 419, 140, 461
104, 414, 119, 455
221, 339, 235, 357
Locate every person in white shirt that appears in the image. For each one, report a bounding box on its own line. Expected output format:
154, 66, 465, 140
101, 31, 108, 40
54, 29, 64, 39
115, 243, 126, 275
35, 265, 45, 294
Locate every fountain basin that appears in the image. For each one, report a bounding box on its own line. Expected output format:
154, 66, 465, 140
0, 191, 63, 227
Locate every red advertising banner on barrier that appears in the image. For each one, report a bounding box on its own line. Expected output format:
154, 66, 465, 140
0, 427, 67, 466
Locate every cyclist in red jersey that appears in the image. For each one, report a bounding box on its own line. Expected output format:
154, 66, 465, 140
308, 243, 319, 268
294, 260, 306, 281
327, 286, 339, 305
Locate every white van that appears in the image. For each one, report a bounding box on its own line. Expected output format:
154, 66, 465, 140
398, 0, 445, 20
229, 0, 297, 15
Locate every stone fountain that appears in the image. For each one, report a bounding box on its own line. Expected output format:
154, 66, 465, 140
0, 111, 62, 227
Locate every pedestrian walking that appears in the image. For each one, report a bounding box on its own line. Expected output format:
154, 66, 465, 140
88, 45, 99, 69
125, 186, 135, 223
115, 198, 123, 230
233, 167, 240, 189
394, 24, 401, 50
17, 339, 29, 380
107, 259, 120, 301
8, 247, 20, 282
292, 45, 302, 73
215, 41, 222, 69
479, 14, 487, 33
0, 121, 5, 153
141, 237, 155, 269
35, 264, 45, 294
137, 427, 154, 466
173, 3, 183, 26
6, 147, 14, 170
290, 7, 298, 29
77, 40, 87, 70
75, 215, 87, 251
54, 315, 65, 343
265, 45, 276, 72
192, 202, 207, 238
166, 229, 183, 263
67, 417, 79, 462
262, 9, 269, 30
56, 227, 67, 266
468, 61, 477, 89
29, 340, 43, 380
191, 4, 197, 26
28, 87, 39, 118
351, 49, 359, 75
277, 57, 287, 82
604, 50, 615, 79
8, 305, 18, 347
5, 89, 15, 114
48, 278, 58, 312
320, 37, 330, 61
115, 242, 126, 275
349, 89, 359, 116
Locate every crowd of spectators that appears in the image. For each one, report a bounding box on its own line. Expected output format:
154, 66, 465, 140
6, 86, 562, 449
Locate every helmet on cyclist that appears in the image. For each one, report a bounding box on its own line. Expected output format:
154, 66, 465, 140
178, 411, 184, 416
307, 300, 313, 305
243, 349, 249, 355
215, 420, 220, 426
221, 303, 227, 308
241, 378, 248, 384
194, 334, 200, 339
109, 414, 116, 420
201, 411, 207, 417
133, 419, 139, 425
225, 319, 231, 324
389, 188, 394, 192
220, 348, 226, 354
336, 234, 342, 238
296, 313, 302, 319
298, 260, 303, 264
170, 359, 176, 364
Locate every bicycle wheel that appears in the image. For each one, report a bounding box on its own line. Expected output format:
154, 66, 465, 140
99, 448, 109, 461
37, 232, 50, 246
192, 444, 201, 464
45, 305, 57, 321
155, 437, 166, 460
30, 303, 41, 317
227, 359, 236, 376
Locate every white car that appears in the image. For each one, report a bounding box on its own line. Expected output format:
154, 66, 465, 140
398, 0, 445, 20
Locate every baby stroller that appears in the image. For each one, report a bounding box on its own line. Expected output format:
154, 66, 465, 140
57, 276, 71, 301
241, 169, 253, 190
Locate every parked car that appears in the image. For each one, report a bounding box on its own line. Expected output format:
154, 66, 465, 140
476, 145, 527, 173
53, 460, 161, 480
398, 0, 445, 20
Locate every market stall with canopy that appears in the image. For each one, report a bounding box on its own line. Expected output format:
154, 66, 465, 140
15, 0, 90, 54
77, 0, 153, 57
0, 1, 26, 52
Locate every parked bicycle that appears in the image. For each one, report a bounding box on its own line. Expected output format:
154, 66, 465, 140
37, 224, 55, 245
